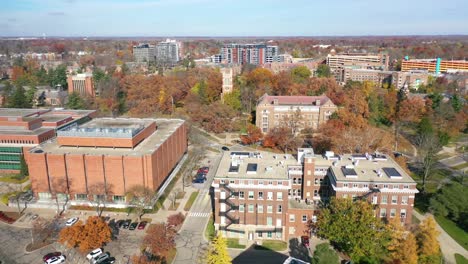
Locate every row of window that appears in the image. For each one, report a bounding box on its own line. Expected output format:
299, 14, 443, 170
238, 204, 282, 213
342, 194, 409, 205
0, 147, 22, 153
289, 214, 312, 223
238, 191, 283, 200
0, 139, 37, 144
37, 192, 126, 203
220, 179, 287, 186
380, 208, 407, 218
342, 183, 410, 189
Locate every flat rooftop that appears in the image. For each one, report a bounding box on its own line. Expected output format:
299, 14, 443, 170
313, 153, 416, 184
215, 151, 297, 180
57, 118, 151, 138
0, 108, 49, 118
30, 118, 185, 156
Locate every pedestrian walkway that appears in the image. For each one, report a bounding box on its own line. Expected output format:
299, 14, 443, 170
413, 210, 468, 264
188, 212, 210, 217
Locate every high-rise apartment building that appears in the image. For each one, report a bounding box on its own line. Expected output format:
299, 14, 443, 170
28, 118, 187, 207
212, 148, 418, 242
67, 73, 95, 97
326, 52, 390, 83
401, 58, 468, 74
220, 44, 279, 65
133, 43, 156, 63
155, 39, 181, 65
256, 94, 337, 133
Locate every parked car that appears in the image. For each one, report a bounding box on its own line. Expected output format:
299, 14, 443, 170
129, 222, 138, 230
221, 146, 229, 151
193, 178, 205, 184
31, 214, 39, 220
92, 252, 110, 264
65, 217, 78, 226
301, 236, 310, 248
198, 167, 209, 173
100, 257, 116, 264
137, 221, 147, 230
45, 255, 66, 264
86, 248, 103, 260
116, 220, 124, 228
43, 252, 62, 262
196, 173, 207, 180
122, 219, 131, 229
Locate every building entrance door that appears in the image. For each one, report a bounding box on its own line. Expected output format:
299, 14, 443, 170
248, 231, 254, 240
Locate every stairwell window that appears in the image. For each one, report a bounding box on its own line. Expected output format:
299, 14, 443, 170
239, 191, 245, 199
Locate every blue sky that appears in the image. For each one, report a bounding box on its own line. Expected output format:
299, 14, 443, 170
1, 0, 467, 36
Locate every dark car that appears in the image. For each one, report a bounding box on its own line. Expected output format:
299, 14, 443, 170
129, 222, 138, 230
122, 219, 131, 229
221, 146, 229, 151
193, 178, 205, 184
116, 219, 124, 228
196, 173, 207, 180
43, 252, 62, 262
301, 236, 310, 248
137, 221, 147, 230
100, 257, 116, 264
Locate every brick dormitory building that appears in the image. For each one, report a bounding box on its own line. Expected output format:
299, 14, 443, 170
27, 117, 187, 207
212, 148, 418, 242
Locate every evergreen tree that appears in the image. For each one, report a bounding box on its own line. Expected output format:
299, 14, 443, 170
67, 92, 86, 109
311, 243, 339, 264
19, 155, 29, 178
416, 217, 441, 264
206, 233, 231, 264
8, 85, 30, 108
315, 64, 331, 78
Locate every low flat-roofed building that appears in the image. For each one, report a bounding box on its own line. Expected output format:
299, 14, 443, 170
0, 108, 96, 173
212, 148, 417, 243
28, 118, 187, 208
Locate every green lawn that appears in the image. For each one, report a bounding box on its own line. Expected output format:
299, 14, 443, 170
205, 216, 215, 241
226, 238, 245, 249
184, 191, 199, 211
256, 240, 287, 251
435, 216, 468, 251
455, 254, 468, 264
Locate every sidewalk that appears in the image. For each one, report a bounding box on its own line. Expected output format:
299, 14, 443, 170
413, 210, 468, 264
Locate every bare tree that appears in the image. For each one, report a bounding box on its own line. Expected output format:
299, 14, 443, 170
49, 177, 71, 216
280, 107, 303, 136
168, 188, 181, 210
126, 185, 154, 221
88, 182, 112, 217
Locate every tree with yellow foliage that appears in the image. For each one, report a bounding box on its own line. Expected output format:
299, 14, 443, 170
386, 217, 418, 264
416, 216, 441, 264
206, 233, 232, 264
59, 216, 112, 253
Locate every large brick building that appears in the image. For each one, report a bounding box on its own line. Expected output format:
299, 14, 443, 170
0, 108, 96, 173
401, 58, 468, 74
326, 52, 390, 83
67, 73, 95, 97
256, 94, 337, 133
212, 148, 418, 242
27, 118, 187, 207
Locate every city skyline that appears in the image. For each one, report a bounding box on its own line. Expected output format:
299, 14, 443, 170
1, 0, 468, 37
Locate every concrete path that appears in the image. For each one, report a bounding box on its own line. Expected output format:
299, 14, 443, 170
412, 210, 468, 264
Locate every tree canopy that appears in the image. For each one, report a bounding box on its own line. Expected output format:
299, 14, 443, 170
206, 233, 232, 264
58, 216, 112, 253
311, 243, 340, 264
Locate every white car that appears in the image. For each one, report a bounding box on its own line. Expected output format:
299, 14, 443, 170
86, 248, 103, 260
65, 217, 79, 226
46, 255, 66, 264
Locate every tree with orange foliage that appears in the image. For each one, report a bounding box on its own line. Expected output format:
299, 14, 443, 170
246, 68, 274, 98
143, 223, 176, 262
240, 124, 263, 145
416, 217, 441, 264
387, 216, 418, 264
59, 216, 112, 253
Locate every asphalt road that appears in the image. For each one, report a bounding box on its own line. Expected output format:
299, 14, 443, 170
173, 151, 222, 264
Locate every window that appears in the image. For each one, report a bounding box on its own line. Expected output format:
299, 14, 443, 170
267, 217, 273, 226
239, 204, 245, 212
258, 192, 264, 199
267, 192, 273, 200
259, 181, 264, 185
314, 179, 319, 185
390, 209, 396, 218
248, 204, 254, 213
393, 185, 399, 189
352, 194, 357, 201
267, 205, 273, 213
258, 205, 263, 213
289, 214, 295, 222
343, 194, 348, 199
383, 184, 389, 189
298, 190, 302, 197
353, 183, 358, 188
268, 181, 273, 185
267, 231, 272, 238
343, 183, 348, 187
380, 208, 387, 218
404, 185, 409, 189
302, 215, 307, 222
248, 191, 254, 199
381, 195, 388, 204
249, 180, 254, 185
113, 195, 125, 202
220, 179, 225, 184
75, 194, 87, 200
363, 184, 368, 188
239, 191, 245, 199
277, 192, 283, 200
314, 190, 318, 197
258, 232, 263, 238
230, 180, 235, 184
277, 205, 282, 213
391, 196, 398, 204
400, 209, 407, 218
298, 178, 302, 184
401, 196, 408, 205
307, 180, 311, 186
